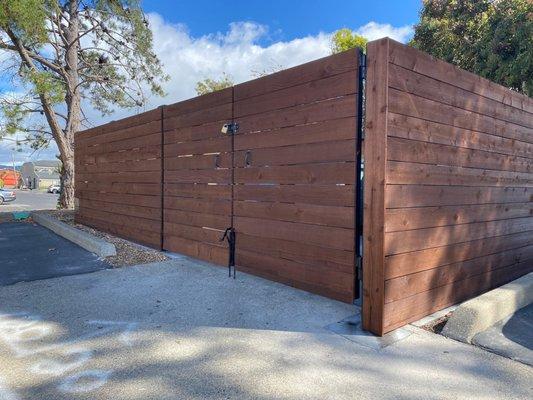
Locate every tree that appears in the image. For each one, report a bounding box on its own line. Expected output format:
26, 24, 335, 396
0, 0, 168, 208
195, 73, 233, 95
410, 0, 532, 96
330, 28, 367, 54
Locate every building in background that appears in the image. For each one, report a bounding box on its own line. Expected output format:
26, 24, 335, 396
21, 160, 61, 190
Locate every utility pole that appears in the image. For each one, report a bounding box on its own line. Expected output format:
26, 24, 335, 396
12, 151, 17, 188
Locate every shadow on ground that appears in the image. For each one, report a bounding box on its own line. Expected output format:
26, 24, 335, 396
0, 259, 531, 400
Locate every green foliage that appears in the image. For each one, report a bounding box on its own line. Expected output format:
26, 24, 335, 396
331, 28, 368, 54
411, 0, 533, 96
0, 0, 48, 44
26, 69, 65, 103
195, 73, 234, 95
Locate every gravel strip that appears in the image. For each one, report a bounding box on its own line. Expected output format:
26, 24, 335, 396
41, 210, 168, 267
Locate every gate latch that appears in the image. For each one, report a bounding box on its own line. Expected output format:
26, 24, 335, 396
220, 227, 236, 278
221, 122, 239, 135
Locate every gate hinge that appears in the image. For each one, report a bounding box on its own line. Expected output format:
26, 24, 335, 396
359, 52, 367, 80
221, 122, 239, 135
359, 64, 367, 80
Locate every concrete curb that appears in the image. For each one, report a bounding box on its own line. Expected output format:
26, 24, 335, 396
442, 273, 533, 343
32, 212, 116, 258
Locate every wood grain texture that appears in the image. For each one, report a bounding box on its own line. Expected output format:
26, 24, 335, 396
233, 49, 359, 302
365, 38, 533, 335
362, 38, 389, 334
75, 109, 163, 249
162, 88, 232, 263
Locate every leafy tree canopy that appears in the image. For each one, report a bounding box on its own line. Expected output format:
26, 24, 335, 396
331, 28, 367, 54
410, 0, 533, 96
0, 0, 168, 207
195, 73, 233, 95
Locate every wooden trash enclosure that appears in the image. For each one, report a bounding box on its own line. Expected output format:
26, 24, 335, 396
75, 39, 533, 335
363, 38, 533, 335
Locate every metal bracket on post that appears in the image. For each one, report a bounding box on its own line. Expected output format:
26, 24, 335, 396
221, 122, 239, 135
220, 227, 236, 278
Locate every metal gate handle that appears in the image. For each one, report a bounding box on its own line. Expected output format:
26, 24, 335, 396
219, 227, 236, 278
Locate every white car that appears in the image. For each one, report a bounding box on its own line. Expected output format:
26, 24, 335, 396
48, 184, 61, 194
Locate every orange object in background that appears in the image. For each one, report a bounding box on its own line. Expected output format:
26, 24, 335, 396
0, 169, 20, 188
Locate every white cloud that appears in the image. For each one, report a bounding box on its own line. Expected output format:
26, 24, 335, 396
0, 14, 413, 164
355, 22, 413, 42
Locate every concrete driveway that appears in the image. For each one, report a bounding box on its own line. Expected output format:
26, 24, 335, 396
0, 258, 531, 400
0, 221, 108, 286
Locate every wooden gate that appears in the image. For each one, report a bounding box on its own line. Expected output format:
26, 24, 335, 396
162, 50, 361, 302
232, 50, 361, 302
163, 88, 233, 265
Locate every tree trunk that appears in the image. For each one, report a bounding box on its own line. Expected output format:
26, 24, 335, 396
57, 0, 80, 210
59, 147, 75, 209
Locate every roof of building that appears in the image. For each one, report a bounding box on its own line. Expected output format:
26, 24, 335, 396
35, 169, 60, 180
31, 160, 61, 168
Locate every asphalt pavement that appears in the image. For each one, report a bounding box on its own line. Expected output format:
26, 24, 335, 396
0, 189, 59, 212
0, 222, 108, 286
473, 304, 533, 366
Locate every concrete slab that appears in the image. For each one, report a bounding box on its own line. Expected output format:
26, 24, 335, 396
0, 259, 531, 400
326, 313, 411, 349
472, 304, 533, 366
0, 222, 109, 286
442, 273, 533, 343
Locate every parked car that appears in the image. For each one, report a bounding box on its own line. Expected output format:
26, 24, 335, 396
48, 184, 61, 194
0, 189, 16, 204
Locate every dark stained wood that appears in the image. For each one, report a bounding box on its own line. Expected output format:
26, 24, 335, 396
76, 108, 164, 250
385, 230, 533, 279
388, 63, 533, 128
234, 49, 358, 101
383, 260, 532, 332
388, 113, 533, 159
236, 249, 354, 303
237, 96, 357, 134
237, 233, 353, 272
364, 38, 533, 335
385, 185, 532, 208
385, 202, 533, 232
161, 85, 233, 263
387, 39, 533, 115
387, 160, 533, 187
234, 216, 354, 251
385, 217, 533, 255
235, 162, 355, 185
362, 38, 389, 335
234, 201, 353, 228
389, 87, 532, 143
234, 184, 355, 207
388, 137, 532, 173
384, 245, 533, 303
235, 70, 357, 118
234, 140, 356, 168
234, 117, 356, 150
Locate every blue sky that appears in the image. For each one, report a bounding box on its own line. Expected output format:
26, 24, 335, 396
0, 0, 422, 164
143, 0, 421, 43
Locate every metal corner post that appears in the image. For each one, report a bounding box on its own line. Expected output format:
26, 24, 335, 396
354, 48, 366, 302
